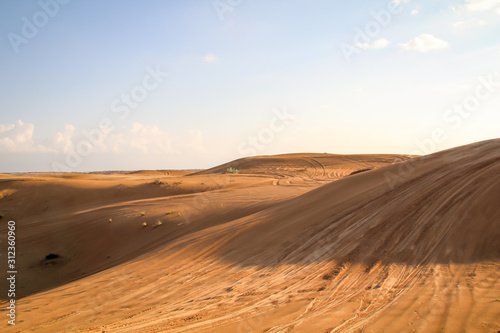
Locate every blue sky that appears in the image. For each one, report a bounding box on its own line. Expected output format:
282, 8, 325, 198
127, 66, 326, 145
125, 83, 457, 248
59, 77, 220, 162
0, 0, 499, 172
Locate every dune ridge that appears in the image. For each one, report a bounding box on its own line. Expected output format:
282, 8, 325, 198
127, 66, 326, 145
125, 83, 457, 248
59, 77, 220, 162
0, 141, 499, 332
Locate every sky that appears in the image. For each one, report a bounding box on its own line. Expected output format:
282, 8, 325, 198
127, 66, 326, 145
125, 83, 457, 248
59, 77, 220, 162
0, 0, 499, 172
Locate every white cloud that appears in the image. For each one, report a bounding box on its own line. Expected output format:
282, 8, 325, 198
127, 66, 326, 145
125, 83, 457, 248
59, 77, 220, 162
0, 120, 53, 153
354, 38, 390, 50
0, 124, 15, 133
52, 124, 75, 153
453, 18, 487, 28
393, 0, 410, 4
203, 54, 217, 63
101, 123, 174, 154
411, 9, 419, 15
465, 0, 500, 11
127, 122, 173, 154
399, 34, 449, 52
449, 1, 500, 29
0, 121, 195, 157
184, 130, 205, 153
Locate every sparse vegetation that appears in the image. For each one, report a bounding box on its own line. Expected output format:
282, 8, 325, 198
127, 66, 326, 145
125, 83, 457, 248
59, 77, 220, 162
153, 178, 161, 185
108, 218, 112, 223
226, 167, 239, 174
141, 211, 146, 216
154, 220, 163, 228
165, 211, 173, 215
142, 222, 147, 227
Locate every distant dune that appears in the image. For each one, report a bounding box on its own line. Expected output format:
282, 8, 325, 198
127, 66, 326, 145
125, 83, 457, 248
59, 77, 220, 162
0, 140, 498, 332
190, 153, 413, 179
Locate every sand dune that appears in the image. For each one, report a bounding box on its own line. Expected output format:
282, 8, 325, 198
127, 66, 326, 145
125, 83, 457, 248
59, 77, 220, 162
0, 141, 499, 332
191, 153, 412, 179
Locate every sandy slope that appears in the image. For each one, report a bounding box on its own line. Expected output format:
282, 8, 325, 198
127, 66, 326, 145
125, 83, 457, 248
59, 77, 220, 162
0, 143, 499, 332
190, 153, 411, 180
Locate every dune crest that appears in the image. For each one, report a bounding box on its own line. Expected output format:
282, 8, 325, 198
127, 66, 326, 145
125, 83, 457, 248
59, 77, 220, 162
0, 141, 499, 332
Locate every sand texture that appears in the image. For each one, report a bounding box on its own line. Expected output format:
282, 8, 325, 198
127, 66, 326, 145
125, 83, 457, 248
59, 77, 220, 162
0, 141, 499, 332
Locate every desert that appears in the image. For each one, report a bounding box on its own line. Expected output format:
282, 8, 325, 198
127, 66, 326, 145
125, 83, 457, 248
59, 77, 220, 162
1, 1, 499, 332
0, 139, 499, 332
